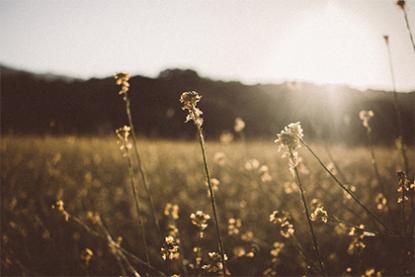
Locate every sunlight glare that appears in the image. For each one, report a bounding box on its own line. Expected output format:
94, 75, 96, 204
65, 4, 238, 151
271, 2, 384, 88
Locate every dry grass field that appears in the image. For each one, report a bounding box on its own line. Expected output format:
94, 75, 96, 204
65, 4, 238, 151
1, 136, 413, 276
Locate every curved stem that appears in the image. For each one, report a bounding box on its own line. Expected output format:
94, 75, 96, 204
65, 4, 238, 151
289, 150, 326, 276
301, 139, 388, 232
193, 109, 227, 277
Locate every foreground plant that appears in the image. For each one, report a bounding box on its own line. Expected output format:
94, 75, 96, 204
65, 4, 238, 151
116, 126, 150, 264
396, 0, 415, 52
281, 122, 388, 231
274, 122, 326, 276
114, 72, 160, 234
180, 91, 227, 276
359, 110, 386, 196
382, 37, 410, 177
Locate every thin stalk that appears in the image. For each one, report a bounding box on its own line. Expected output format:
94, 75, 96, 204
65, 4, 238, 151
384, 37, 410, 177
193, 109, 227, 277
99, 222, 141, 277
401, 6, 415, 52
323, 142, 349, 184
125, 96, 161, 235
289, 150, 326, 276
126, 150, 151, 265
67, 213, 166, 275
301, 139, 388, 231
365, 127, 386, 195
384, 36, 414, 242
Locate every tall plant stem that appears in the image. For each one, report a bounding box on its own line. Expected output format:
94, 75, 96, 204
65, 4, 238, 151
193, 110, 227, 277
401, 6, 415, 52
384, 36, 414, 242
301, 139, 388, 232
384, 38, 410, 177
125, 97, 161, 235
289, 151, 326, 276
323, 142, 349, 184
126, 151, 151, 265
366, 128, 386, 196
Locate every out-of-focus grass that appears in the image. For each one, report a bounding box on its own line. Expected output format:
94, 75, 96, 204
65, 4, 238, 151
0, 136, 412, 276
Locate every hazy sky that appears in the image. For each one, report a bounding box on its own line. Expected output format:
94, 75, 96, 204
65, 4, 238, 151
1, 0, 415, 90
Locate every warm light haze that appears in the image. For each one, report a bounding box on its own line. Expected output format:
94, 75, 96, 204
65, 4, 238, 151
1, 0, 415, 90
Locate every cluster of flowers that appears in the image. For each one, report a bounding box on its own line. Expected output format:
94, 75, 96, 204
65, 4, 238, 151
161, 203, 181, 262
269, 210, 295, 239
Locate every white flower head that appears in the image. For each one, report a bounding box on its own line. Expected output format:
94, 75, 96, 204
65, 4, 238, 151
274, 122, 304, 154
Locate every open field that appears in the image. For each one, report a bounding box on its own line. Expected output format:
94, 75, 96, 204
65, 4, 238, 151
1, 136, 413, 276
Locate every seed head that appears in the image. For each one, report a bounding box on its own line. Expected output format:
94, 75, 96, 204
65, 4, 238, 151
190, 211, 210, 237
359, 110, 374, 129
274, 122, 304, 155
115, 125, 132, 157
81, 248, 94, 266
396, 0, 405, 9
180, 91, 204, 127
164, 203, 179, 220
161, 235, 180, 261
234, 117, 246, 133
310, 199, 328, 223
114, 72, 130, 98
383, 35, 389, 44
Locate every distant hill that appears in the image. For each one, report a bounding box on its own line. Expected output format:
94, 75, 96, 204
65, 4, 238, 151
1, 65, 414, 144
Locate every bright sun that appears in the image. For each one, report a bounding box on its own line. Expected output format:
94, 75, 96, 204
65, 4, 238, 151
271, 3, 384, 88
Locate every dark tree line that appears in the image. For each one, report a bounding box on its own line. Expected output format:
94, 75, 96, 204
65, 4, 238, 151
1, 66, 414, 144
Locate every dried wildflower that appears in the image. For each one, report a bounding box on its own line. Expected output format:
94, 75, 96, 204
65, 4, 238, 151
228, 218, 242, 236
310, 199, 328, 223
161, 235, 180, 261
190, 211, 210, 238
213, 152, 226, 166
270, 211, 294, 238
396, 0, 405, 9
363, 268, 382, 277
375, 193, 388, 211
335, 223, 347, 235
359, 110, 374, 129
115, 125, 132, 157
201, 252, 228, 274
167, 224, 179, 238
114, 72, 130, 99
207, 178, 220, 192
81, 248, 94, 266
274, 122, 304, 155
220, 131, 234, 144
180, 91, 203, 127
270, 241, 284, 257
241, 231, 254, 242
234, 117, 246, 133
245, 159, 260, 171
397, 171, 413, 203
86, 211, 102, 225
108, 236, 123, 255
269, 211, 288, 225
259, 165, 272, 182
280, 221, 295, 238
347, 225, 375, 255
52, 200, 70, 221
164, 203, 179, 220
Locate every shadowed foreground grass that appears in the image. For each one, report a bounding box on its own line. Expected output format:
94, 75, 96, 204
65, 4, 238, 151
1, 136, 413, 276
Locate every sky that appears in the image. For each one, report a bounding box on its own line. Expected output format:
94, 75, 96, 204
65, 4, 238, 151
1, 0, 415, 91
